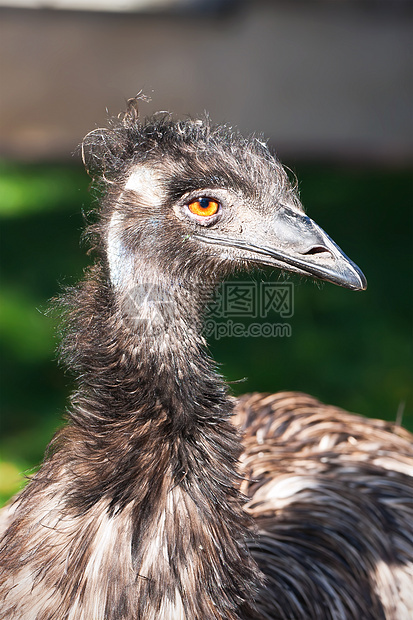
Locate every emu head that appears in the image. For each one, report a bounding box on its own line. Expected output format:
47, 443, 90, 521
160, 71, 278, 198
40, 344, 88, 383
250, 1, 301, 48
82, 102, 367, 297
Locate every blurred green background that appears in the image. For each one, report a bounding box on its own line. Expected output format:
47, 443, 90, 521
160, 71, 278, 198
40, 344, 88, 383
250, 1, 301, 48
1, 159, 412, 506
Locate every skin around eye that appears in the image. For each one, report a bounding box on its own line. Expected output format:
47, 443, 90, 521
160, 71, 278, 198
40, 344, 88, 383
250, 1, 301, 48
188, 198, 220, 217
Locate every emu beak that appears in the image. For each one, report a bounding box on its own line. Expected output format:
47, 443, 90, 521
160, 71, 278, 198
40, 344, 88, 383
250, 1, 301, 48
245, 205, 367, 291
197, 205, 367, 291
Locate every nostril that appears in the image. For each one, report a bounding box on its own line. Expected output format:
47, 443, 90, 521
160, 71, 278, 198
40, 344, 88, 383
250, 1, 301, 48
302, 245, 333, 256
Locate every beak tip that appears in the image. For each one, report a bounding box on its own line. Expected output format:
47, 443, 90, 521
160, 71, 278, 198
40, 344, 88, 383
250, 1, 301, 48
344, 265, 367, 291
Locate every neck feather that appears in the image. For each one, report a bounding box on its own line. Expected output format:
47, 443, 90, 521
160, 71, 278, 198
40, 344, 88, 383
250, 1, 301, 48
55, 254, 261, 618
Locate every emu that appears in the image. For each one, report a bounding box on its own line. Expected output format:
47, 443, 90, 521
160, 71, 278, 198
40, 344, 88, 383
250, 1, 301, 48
0, 99, 412, 620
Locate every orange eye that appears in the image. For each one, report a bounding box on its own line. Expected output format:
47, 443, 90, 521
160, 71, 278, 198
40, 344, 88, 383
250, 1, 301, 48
188, 198, 220, 217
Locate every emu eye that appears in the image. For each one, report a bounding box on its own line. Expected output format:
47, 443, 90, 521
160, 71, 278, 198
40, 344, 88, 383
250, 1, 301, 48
188, 198, 220, 217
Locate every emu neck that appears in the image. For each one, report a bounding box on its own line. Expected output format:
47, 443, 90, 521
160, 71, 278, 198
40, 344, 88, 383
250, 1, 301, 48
65, 253, 239, 499
58, 255, 260, 619
101, 253, 223, 425
53, 231, 261, 618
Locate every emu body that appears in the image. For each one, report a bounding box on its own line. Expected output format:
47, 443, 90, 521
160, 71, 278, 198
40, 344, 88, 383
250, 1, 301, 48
0, 101, 412, 620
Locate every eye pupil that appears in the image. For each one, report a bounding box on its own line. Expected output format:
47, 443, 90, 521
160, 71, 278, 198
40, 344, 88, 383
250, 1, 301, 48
199, 198, 210, 210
